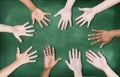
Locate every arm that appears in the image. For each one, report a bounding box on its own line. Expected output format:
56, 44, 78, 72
41, 46, 62, 77
75, 0, 120, 28
0, 46, 38, 77
54, 0, 76, 30
88, 29, 120, 48
20, 0, 51, 28
0, 22, 34, 43
86, 50, 119, 77
65, 48, 83, 77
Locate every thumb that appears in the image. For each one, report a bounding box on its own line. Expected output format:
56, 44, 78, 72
32, 17, 35, 25
16, 36, 22, 43
100, 42, 106, 48
54, 58, 62, 65
54, 12, 60, 17
65, 60, 70, 67
78, 7, 85, 11
16, 47, 20, 56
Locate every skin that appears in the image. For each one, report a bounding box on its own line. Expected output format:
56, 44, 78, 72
86, 50, 119, 77
0, 22, 35, 43
65, 48, 83, 77
20, 0, 51, 28
75, 0, 120, 28
88, 29, 120, 48
0, 46, 38, 77
54, 0, 76, 30
41, 46, 62, 77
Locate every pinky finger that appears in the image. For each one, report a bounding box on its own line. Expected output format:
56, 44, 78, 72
87, 59, 93, 65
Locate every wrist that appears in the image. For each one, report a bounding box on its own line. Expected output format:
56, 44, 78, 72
109, 30, 116, 38
74, 69, 82, 77
91, 8, 98, 15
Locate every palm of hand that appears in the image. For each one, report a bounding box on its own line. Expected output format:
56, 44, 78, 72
60, 8, 71, 20
44, 56, 55, 69
69, 59, 82, 71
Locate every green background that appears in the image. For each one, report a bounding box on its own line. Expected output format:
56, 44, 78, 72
0, 0, 120, 77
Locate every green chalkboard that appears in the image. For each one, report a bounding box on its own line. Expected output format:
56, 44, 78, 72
0, 0, 120, 77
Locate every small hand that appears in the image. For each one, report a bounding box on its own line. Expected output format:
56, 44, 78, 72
54, 8, 72, 30
13, 22, 35, 43
65, 48, 82, 72
16, 46, 38, 65
86, 50, 108, 71
88, 29, 114, 48
75, 7, 96, 28
32, 8, 51, 28
43, 46, 62, 69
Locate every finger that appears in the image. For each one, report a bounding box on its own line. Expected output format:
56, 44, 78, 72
100, 42, 106, 48
25, 46, 32, 54
43, 50, 46, 56
86, 59, 93, 65
23, 22, 29, 26
80, 20, 87, 27
75, 48, 78, 59
88, 37, 100, 40
88, 33, 100, 37
87, 20, 91, 28
69, 50, 72, 60
26, 30, 35, 33
45, 46, 49, 56
76, 19, 84, 25
63, 21, 68, 30
65, 60, 70, 67
98, 51, 104, 58
25, 25, 34, 29
52, 47, 55, 57
16, 47, 20, 56
86, 52, 94, 61
41, 19, 48, 26
16, 36, 22, 43
29, 60, 36, 63
32, 15, 35, 24
44, 17, 51, 22
58, 19, 63, 29
45, 12, 51, 15
48, 46, 51, 55
54, 12, 60, 17
88, 50, 98, 58
24, 33, 33, 36
28, 50, 37, 57
75, 15, 83, 21
30, 55, 38, 59
69, 20, 72, 27
72, 48, 75, 59
38, 20, 43, 28
91, 40, 101, 45
78, 7, 85, 11
61, 21, 65, 30
78, 51, 81, 59
92, 29, 102, 33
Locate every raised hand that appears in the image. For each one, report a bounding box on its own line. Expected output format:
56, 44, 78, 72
16, 46, 38, 65
43, 46, 62, 69
88, 29, 114, 48
54, 8, 72, 30
32, 8, 51, 28
75, 7, 96, 28
13, 22, 35, 43
86, 50, 107, 70
65, 48, 82, 71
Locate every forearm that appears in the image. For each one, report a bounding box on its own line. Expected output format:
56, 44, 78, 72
41, 68, 51, 77
20, 0, 37, 12
92, 0, 120, 14
0, 60, 22, 77
0, 24, 14, 33
103, 65, 119, 77
64, 0, 76, 9
74, 70, 83, 77
110, 29, 120, 37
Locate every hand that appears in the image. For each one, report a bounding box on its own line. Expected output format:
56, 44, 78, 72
43, 46, 62, 69
13, 22, 35, 43
86, 50, 108, 71
75, 7, 96, 28
54, 8, 72, 30
65, 48, 82, 72
32, 8, 51, 28
88, 29, 114, 48
16, 46, 38, 65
